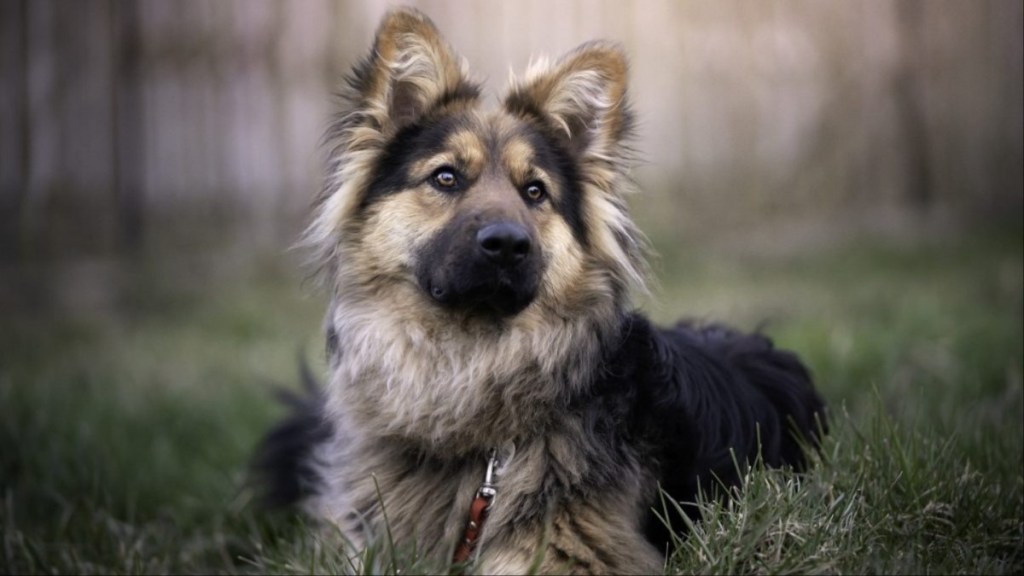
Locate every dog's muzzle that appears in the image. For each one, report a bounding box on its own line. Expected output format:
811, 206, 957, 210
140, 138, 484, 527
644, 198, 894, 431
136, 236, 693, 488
476, 222, 532, 268
416, 219, 543, 318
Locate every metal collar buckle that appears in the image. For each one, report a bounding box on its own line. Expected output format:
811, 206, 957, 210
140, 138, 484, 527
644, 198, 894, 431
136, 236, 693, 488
452, 448, 501, 567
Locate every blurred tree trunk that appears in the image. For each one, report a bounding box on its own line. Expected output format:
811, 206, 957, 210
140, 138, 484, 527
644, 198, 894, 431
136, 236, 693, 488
0, 0, 29, 258
111, 0, 144, 251
893, 0, 933, 210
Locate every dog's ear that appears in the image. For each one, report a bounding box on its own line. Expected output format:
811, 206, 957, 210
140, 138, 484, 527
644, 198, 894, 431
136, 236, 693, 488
505, 42, 633, 163
352, 8, 476, 130
504, 43, 647, 302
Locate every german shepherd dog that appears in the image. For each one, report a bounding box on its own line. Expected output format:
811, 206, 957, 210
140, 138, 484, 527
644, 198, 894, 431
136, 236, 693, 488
256, 8, 826, 574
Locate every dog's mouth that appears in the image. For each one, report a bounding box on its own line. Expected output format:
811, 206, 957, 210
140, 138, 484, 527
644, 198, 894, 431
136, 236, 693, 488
424, 273, 538, 318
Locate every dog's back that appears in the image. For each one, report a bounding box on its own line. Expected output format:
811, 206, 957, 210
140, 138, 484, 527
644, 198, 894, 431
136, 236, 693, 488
614, 317, 826, 544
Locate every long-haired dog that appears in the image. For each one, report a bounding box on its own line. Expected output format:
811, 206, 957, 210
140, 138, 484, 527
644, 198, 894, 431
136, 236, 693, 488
256, 8, 826, 574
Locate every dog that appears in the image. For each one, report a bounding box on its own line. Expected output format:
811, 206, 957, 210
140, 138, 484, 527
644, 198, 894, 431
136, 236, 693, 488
255, 8, 826, 574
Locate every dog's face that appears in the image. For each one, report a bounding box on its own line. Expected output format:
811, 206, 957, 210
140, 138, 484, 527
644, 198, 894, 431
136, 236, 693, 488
372, 111, 574, 318
308, 9, 647, 328
304, 8, 652, 448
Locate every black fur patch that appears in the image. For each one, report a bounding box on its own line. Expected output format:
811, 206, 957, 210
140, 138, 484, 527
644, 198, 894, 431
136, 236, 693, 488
585, 313, 826, 550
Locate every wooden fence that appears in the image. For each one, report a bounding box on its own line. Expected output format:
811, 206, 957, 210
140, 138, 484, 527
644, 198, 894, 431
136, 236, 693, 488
0, 0, 1020, 257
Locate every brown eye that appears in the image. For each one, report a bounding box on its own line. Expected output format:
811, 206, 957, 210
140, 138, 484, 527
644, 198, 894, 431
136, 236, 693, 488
524, 182, 547, 203
433, 168, 458, 190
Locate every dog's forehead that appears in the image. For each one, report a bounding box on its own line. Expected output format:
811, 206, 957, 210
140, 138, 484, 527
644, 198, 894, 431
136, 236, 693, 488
440, 109, 557, 176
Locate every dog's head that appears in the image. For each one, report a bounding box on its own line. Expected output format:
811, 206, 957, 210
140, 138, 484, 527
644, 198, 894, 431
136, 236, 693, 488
307, 8, 647, 325
307, 9, 651, 447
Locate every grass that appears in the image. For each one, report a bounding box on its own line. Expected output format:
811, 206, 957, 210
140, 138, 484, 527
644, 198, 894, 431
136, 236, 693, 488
1, 224, 1021, 574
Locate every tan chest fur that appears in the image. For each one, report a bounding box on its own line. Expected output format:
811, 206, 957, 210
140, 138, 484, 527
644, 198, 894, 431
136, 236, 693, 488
312, 425, 662, 574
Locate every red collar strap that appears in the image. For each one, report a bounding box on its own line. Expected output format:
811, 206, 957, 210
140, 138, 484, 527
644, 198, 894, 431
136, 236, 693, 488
452, 449, 500, 566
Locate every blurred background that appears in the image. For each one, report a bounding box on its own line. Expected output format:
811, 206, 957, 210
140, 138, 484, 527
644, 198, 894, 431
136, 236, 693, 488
1, 1, 1021, 270
0, 4, 1021, 573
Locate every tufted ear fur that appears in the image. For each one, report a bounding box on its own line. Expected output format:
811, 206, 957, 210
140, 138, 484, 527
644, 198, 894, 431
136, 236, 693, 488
306, 9, 477, 275
351, 8, 477, 131
504, 42, 647, 307
504, 41, 634, 165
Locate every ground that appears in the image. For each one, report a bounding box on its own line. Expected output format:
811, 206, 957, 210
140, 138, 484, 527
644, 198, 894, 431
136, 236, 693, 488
1, 223, 1021, 574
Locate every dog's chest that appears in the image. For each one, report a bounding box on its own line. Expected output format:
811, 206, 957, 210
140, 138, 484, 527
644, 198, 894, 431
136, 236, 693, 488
328, 427, 661, 574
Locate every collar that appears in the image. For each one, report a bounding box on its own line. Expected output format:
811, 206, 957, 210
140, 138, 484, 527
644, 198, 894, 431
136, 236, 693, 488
452, 448, 501, 567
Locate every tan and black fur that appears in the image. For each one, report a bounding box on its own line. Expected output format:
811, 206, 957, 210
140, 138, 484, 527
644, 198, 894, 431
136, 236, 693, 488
256, 9, 826, 574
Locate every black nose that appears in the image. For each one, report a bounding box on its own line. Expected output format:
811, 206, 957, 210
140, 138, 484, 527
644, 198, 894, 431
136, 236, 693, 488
476, 222, 531, 267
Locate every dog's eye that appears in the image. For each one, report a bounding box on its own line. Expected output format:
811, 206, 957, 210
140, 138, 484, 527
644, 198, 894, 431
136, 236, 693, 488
523, 182, 547, 204
432, 168, 459, 191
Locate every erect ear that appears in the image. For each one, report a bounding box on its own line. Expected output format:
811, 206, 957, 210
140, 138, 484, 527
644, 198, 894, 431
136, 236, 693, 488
504, 41, 633, 162
353, 8, 477, 130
